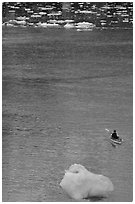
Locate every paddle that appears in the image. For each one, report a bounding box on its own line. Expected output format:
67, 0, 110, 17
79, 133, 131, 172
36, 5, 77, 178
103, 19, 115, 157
105, 128, 110, 132
105, 128, 111, 135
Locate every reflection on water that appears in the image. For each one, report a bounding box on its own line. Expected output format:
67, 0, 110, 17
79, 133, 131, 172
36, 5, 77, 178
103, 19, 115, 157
3, 28, 132, 202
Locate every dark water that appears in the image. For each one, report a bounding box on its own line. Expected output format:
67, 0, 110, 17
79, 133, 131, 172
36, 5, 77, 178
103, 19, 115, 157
2, 27, 133, 202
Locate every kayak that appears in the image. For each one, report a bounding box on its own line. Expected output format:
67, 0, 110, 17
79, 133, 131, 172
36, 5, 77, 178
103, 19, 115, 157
105, 129, 123, 145
110, 138, 123, 145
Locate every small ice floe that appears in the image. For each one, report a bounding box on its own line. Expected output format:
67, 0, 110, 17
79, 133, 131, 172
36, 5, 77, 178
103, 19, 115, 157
60, 164, 114, 200
76, 22, 95, 29
64, 23, 75, 29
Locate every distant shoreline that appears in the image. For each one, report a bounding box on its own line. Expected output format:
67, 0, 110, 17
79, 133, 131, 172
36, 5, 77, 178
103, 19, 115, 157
3, 2, 133, 29
2, 23, 133, 31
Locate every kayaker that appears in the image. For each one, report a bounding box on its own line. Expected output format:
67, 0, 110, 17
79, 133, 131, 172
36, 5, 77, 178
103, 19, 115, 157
111, 130, 119, 140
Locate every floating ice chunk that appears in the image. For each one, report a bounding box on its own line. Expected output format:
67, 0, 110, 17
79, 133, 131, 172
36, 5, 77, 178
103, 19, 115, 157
60, 164, 114, 200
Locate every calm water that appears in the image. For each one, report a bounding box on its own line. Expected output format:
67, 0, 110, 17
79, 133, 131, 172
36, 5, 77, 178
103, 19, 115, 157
2, 27, 133, 202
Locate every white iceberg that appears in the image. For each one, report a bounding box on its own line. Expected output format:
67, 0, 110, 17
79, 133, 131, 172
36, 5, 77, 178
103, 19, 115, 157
60, 164, 114, 200
76, 22, 95, 29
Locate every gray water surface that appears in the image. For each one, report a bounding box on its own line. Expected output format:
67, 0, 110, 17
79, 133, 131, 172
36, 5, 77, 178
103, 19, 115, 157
2, 27, 133, 202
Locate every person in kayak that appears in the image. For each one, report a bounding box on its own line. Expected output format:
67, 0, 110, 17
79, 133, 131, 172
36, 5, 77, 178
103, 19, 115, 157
111, 130, 119, 140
